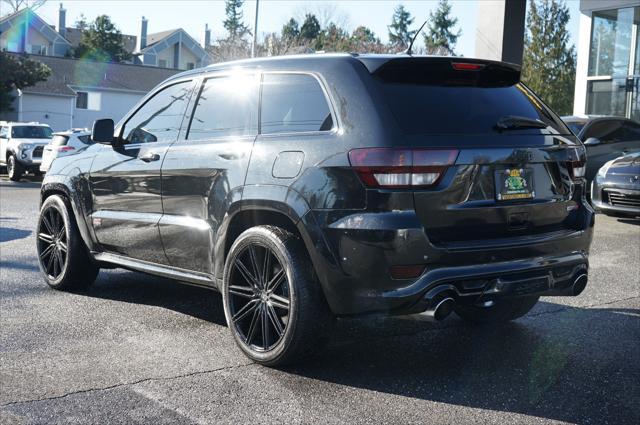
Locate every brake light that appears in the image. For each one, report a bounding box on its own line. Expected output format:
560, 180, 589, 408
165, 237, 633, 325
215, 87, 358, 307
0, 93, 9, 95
56, 146, 75, 152
567, 160, 586, 179
451, 62, 485, 71
348, 148, 459, 189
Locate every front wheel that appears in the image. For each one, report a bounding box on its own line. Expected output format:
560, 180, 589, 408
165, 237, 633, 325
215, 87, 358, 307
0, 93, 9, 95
455, 296, 539, 323
7, 155, 24, 181
222, 225, 333, 366
36, 195, 99, 290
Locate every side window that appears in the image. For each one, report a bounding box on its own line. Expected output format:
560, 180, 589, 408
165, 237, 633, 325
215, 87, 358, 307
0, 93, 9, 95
0, 126, 7, 138
621, 121, 640, 142
260, 74, 334, 134
123, 81, 193, 144
187, 75, 259, 139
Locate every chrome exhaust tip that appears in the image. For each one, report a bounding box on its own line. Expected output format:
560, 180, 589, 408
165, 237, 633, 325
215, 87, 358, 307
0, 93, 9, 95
571, 273, 588, 296
423, 297, 455, 322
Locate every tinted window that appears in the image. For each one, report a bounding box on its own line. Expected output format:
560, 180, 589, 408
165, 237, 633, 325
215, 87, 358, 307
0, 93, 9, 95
565, 121, 585, 135
11, 126, 53, 139
261, 74, 333, 134
0, 127, 7, 138
123, 81, 192, 144
51, 135, 69, 146
78, 135, 92, 144
379, 82, 569, 135
188, 75, 259, 139
583, 119, 640, 143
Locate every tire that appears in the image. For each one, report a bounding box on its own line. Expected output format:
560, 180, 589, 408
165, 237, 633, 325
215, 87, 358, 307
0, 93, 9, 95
36, 195, 99, 290
455, 296, 539, 323
7, 155, 24, 182
222, 225, 334, 367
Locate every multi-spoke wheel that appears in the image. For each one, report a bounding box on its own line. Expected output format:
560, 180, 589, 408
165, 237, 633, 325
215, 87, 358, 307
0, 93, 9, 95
37, 206, 68, 280
223, 225, 333, 366
36, 195, 99, 290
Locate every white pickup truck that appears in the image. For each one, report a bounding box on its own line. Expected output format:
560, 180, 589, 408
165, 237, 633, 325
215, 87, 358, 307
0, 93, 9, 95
0, 121, 53, 181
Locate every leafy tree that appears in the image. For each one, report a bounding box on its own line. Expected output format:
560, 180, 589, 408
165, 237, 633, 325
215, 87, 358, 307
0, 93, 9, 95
1, 0, 46, 14
300, 14, 321, 41
388, 5, 416, 51
423, 0, 461, 55
223, 0, 250, 40
282, 18, 300, 40
522, 0, 576, 115
315, 22, 350, 51
0, 51, 50, 112
73, 15, 131, 62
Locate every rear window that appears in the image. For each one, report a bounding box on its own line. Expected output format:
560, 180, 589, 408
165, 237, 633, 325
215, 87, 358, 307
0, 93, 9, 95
375, 60, 570, 135
51, 135, 69, 146
11, 126, 53, 139
260, 74, 334, 134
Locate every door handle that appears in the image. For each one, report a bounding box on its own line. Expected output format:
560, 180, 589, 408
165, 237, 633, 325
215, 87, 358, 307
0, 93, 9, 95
139, 153, 160, 162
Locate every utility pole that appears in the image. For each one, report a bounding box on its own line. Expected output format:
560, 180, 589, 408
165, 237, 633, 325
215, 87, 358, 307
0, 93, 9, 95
251, 0, 259, 58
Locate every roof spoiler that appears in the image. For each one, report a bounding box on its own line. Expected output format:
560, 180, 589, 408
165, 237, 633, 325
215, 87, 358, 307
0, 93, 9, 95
362, 57, 521, 88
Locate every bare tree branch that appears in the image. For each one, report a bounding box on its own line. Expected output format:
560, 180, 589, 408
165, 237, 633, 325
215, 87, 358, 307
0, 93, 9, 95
2, 0, 47, 14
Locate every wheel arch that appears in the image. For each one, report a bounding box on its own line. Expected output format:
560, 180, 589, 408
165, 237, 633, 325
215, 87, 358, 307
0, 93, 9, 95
40, 176, 97, 253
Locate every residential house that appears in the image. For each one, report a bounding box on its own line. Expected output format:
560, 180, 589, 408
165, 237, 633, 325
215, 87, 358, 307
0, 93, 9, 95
133, 17, 211, 70
0, 52, 180, 131
0, 7, 71, 56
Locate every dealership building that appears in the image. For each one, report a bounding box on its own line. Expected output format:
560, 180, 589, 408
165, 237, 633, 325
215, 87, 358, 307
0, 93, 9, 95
574, 0, 640, 119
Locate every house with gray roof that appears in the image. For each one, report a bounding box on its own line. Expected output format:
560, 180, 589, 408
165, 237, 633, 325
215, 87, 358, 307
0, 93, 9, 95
0, 53, 180, 131
133, 17, 211, 70
0, 7, 71, 56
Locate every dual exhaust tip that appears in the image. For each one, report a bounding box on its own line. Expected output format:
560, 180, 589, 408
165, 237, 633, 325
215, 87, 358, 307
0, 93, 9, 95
422, 272, 588, 321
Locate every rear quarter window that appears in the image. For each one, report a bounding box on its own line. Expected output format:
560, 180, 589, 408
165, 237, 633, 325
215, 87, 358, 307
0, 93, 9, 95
260, 74, 334, 134
51, 135, 69, 146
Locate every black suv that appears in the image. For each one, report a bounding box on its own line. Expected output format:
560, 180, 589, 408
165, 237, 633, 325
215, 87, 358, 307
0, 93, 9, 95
37, 55, 594, 366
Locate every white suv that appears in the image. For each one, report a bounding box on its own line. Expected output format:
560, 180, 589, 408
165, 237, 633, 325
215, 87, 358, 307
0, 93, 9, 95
0, 121, 53, 181
40, 129, 92, 173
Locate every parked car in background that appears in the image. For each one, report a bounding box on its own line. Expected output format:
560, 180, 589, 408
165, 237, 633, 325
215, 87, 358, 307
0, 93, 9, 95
40, 129, 92, 173
37, 55, 594, 366
562, 116, 640, 182
0, 121, 53, 181
591, 152, 640, 218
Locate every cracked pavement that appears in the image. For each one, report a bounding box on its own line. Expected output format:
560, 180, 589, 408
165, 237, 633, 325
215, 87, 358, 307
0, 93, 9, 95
1, 177, 639, 424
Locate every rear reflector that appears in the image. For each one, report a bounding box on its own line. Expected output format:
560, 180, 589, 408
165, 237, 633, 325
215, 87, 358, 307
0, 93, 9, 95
451, 62, 486, 71
348, 148, 459, 189
389, 265, 426, 280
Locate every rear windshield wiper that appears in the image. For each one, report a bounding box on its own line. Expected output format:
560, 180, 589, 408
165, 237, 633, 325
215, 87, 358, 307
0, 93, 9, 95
495, 115, 548, 132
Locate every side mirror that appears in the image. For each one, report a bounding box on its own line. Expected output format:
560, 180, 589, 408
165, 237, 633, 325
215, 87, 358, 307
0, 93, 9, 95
92, 119, 115, 144
584, 137, 601, 146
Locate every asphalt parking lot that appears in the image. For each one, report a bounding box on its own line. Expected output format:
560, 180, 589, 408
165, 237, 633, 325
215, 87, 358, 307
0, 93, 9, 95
0, 175, 639, 425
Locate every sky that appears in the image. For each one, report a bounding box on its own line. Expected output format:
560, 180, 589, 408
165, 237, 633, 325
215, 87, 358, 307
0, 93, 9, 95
2, 0, 582, 57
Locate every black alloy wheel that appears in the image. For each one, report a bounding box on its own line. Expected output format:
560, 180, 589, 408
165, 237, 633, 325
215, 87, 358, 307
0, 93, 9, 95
37, 206, 68, 280
227, 243, 291, 352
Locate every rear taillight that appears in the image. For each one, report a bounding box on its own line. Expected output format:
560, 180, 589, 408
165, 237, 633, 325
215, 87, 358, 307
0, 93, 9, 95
567, 160, 586, 180
56, 146, 75, 152
348, 148, 459, 189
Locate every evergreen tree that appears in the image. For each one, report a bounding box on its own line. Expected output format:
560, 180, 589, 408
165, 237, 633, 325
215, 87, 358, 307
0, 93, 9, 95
300, 14, 321, 41
522, 0, 576, 115
223, 0, 250, 40
423, 0, 461, 55
388, 5, 416, 50
282, 18, 300, 40
350, 26, 385, 53
74, 15, 130, 62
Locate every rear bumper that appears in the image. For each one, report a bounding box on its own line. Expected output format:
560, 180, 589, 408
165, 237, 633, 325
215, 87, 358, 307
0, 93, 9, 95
303, 206, 594, 316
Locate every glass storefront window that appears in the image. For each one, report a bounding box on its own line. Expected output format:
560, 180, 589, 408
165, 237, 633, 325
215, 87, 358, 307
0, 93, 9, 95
587, 79, 628, 116
588, 8, 635, 77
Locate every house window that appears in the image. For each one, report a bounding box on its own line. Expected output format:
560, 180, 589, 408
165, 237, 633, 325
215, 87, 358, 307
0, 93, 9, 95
75, 91, 101, 110
30, 44, 47, 55
158, 59, 168, 68
187, 62, 195, 70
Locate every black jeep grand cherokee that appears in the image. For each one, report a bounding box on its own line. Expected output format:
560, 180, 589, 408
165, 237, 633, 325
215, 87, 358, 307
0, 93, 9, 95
37, 54, 594, 366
